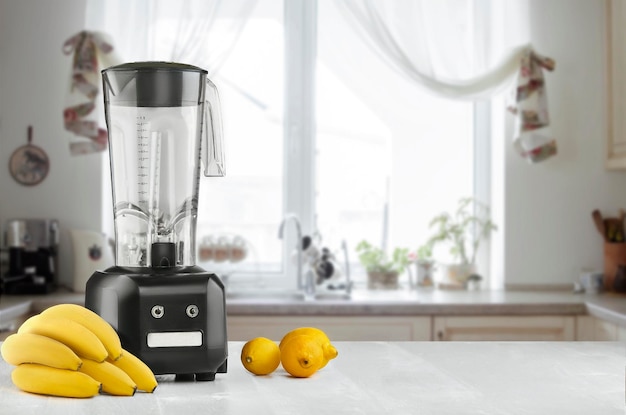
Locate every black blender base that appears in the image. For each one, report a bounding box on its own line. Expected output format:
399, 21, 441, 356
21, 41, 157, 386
174, 374, 196, 382
217, 358, 227, 373
85, 267, 228, 380
193, 372, 215, 381
175, 358, 227, 382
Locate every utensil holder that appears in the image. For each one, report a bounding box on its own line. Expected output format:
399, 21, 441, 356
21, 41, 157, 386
603, 242, 626, 291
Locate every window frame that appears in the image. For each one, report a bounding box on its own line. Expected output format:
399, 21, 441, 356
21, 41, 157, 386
280, 0, 318, 289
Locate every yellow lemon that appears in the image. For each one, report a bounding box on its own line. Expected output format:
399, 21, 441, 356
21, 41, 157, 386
280, 334, 324, 378
241, 337, 281, 376
279, 327, 329, 348
280, 327, 337, 368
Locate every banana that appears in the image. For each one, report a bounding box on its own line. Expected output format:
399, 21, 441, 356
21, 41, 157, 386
11, 363, 101, 398
108, 348, 158, 393
18, 314, 108, 363
41, 304, 122, 361
79, 359, 136, 396
1, 333, 82, 370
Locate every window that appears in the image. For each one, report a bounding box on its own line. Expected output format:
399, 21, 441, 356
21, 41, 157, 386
98, 0, 491, 289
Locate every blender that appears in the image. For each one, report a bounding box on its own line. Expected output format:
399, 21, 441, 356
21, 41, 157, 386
85, 62, 227, 381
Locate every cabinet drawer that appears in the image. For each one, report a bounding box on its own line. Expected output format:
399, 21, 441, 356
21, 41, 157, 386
576, 315, 626, 341
227, 316, 431, 341
433, 316, 575, 341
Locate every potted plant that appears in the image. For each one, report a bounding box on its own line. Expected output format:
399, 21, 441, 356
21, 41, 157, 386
426, 197, 496, 285
356, 240, 410, 289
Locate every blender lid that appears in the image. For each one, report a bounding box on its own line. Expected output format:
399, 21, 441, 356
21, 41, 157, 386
102, 61, 208, 107
104, 61, 208, 74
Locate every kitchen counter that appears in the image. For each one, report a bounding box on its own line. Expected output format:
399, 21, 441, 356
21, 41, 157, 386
3, 289, 626, 322
0, 341, 624, 414
0, 297, 32, 331
226, 289, 590, 316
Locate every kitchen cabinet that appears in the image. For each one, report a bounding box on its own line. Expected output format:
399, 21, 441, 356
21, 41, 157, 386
607, 0, 626, 169
227, 315, 432, 341
229, 315, 579, 342
576, 315, 626, 340
433, 316, 576, 341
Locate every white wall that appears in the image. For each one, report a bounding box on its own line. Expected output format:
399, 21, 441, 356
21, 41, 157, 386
0, 0, 623, 290
503, 0, 626, 286
0, 0, 107, 289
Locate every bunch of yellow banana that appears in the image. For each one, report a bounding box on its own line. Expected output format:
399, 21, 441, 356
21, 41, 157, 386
1, 303, 158, 398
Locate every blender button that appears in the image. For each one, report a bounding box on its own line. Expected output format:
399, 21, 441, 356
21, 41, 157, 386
151, 305, 165, 319
186, 305, 199, 318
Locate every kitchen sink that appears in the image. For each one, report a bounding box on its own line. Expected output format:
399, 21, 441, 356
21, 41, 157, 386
225, 289, 350, 302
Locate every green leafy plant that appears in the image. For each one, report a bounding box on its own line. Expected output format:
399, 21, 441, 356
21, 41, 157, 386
355, 240, 411, 274
415, 243, 434, 263
426, 197, 496, 265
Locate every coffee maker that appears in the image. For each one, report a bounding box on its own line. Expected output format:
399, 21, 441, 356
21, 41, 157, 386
85, 62, 227, 381
2, 219, 58, 294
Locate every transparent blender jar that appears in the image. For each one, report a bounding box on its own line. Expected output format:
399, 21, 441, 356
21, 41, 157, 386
102, 62, 224, 268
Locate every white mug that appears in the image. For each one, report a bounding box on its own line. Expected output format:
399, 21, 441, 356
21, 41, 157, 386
70, 229, 114, 293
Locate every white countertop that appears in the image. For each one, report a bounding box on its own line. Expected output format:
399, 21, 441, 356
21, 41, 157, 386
0, 341, 624, 414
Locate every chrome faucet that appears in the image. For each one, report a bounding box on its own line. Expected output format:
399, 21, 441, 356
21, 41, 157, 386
341, 239, 353, 295
278, 214, 304, 293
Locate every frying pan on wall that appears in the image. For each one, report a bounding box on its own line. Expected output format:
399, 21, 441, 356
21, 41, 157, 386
8, 126, 50, 186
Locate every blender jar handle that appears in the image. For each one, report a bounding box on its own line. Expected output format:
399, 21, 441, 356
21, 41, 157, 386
203, 78, 225, 177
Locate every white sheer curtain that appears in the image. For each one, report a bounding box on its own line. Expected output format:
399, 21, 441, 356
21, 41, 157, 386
335, 0, 527, 100
85, 0, 258, 76
335, 0, 556, 162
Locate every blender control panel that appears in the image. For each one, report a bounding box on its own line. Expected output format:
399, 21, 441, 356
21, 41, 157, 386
141, 293, 208, 349
145, 302, 202, 348
147, 331, 202, 348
